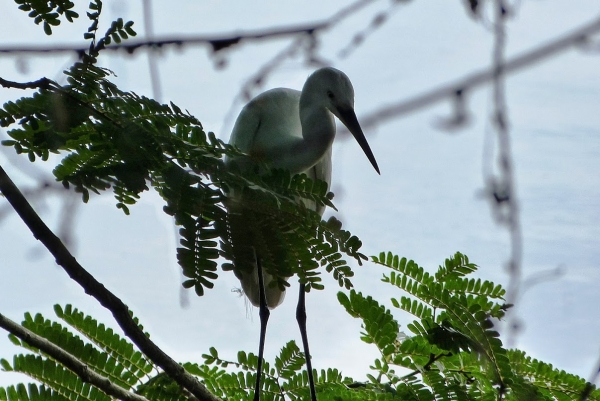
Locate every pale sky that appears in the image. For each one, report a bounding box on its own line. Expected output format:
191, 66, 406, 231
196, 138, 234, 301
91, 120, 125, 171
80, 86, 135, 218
1, 0, 599, 389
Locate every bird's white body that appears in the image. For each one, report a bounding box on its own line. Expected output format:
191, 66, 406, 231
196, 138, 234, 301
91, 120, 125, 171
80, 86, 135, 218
226, 68, 378, 309
226, 88, 332, 308
228, 88, 333, 208
224, 67, 379, 401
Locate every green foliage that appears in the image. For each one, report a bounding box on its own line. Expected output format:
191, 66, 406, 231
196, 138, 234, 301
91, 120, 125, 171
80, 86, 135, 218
222, 170, 364, 294
1, 305, 149, 401
13, 0, 79, 35
337, 291, 399, 356
336, 251, 598, 401
3, 254, 597, 400
83, 0, 137, 59
53, 304, 153, 380
195, 341, 391, 401
0, 382, 67, 401
2, 2, 598, 400
0, 304, 391, 401
1, 1, 362, 300
508, 350, 595, 400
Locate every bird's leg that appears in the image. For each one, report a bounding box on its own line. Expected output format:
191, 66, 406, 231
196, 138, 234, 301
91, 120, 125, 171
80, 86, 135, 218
296, 283, 317, 401
254, 251, 270, 401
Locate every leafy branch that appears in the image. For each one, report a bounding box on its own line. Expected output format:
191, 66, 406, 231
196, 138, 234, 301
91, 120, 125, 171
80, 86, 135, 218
14, 0, 79, 35
0, 3, 372, 398
0, 165, 219, 401
1, 50, 364, 295
3, 253, 597, 400
334, 251, 600, 401
0, 311, 149, 401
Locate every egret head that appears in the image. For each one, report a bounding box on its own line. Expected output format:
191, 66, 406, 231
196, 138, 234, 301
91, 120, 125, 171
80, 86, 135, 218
303, 67, 380, 174
303, 67, 355, 111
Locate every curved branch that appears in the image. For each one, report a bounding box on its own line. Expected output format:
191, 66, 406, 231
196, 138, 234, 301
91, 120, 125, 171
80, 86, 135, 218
0, 313, 150, 401
352, 15, 600, 132
0, 164, 221, 401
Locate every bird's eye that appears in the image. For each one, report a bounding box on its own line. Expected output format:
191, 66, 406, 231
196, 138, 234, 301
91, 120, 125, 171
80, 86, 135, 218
327, 90, 335, 99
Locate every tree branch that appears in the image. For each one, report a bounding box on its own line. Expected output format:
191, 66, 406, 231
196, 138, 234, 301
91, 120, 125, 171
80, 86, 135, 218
0, 313, 150, 401
351, 14, 600, 132
0, 77, 51, 90
0, 164, 221, 401
488, 0, 522, 353
0, 0, 377, 56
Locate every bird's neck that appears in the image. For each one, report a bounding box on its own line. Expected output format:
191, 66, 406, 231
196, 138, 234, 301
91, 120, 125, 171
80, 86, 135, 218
268, 105, 335, 174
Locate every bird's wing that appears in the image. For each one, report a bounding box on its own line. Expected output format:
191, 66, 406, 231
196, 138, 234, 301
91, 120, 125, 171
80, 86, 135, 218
227, 89, 304, 165
227, 102, 262, 156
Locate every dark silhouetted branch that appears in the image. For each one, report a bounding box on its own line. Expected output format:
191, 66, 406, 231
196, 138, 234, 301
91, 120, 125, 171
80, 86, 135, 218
0, 164, 221, 401
0, 77, 52, 90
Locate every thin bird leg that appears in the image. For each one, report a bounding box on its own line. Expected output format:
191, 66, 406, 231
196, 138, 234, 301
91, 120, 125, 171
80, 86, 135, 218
254, 251, 270, 401
296, 283, 317, 401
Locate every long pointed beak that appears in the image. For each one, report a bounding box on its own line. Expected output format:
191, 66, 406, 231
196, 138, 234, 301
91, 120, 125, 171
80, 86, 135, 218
336, 105, 380, 174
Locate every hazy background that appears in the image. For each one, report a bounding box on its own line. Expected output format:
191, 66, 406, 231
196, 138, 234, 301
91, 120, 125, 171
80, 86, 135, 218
1, 0, 599, 387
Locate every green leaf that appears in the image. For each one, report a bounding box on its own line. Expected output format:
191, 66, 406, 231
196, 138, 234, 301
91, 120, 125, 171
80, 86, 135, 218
43, 21, 52, 35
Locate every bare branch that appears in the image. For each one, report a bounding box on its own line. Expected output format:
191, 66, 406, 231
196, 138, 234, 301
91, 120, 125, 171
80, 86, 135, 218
0, 0, 378, 56
352, 15, 600, 132
338, 1, 403, 59
488, 0, 522, 349
220, 0, 396, 137
0, 164, 221, 401
0, 313, 150, 401
142, 0, 162, 102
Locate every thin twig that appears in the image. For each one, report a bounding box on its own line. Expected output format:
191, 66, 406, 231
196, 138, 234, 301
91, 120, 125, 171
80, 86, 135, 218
489, 0, 522, 349
0, 164, 221, 401
0, 313, 150, 401
142, 0, 162, 102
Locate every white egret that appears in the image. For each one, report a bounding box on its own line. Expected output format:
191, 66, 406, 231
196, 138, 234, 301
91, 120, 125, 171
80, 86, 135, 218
225, 67, 379, 401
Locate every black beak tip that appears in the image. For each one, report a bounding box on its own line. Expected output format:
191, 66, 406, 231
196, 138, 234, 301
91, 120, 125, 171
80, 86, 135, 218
338, 105, 381, 175
366, 153, 380, 175
372, 161, 381, 175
